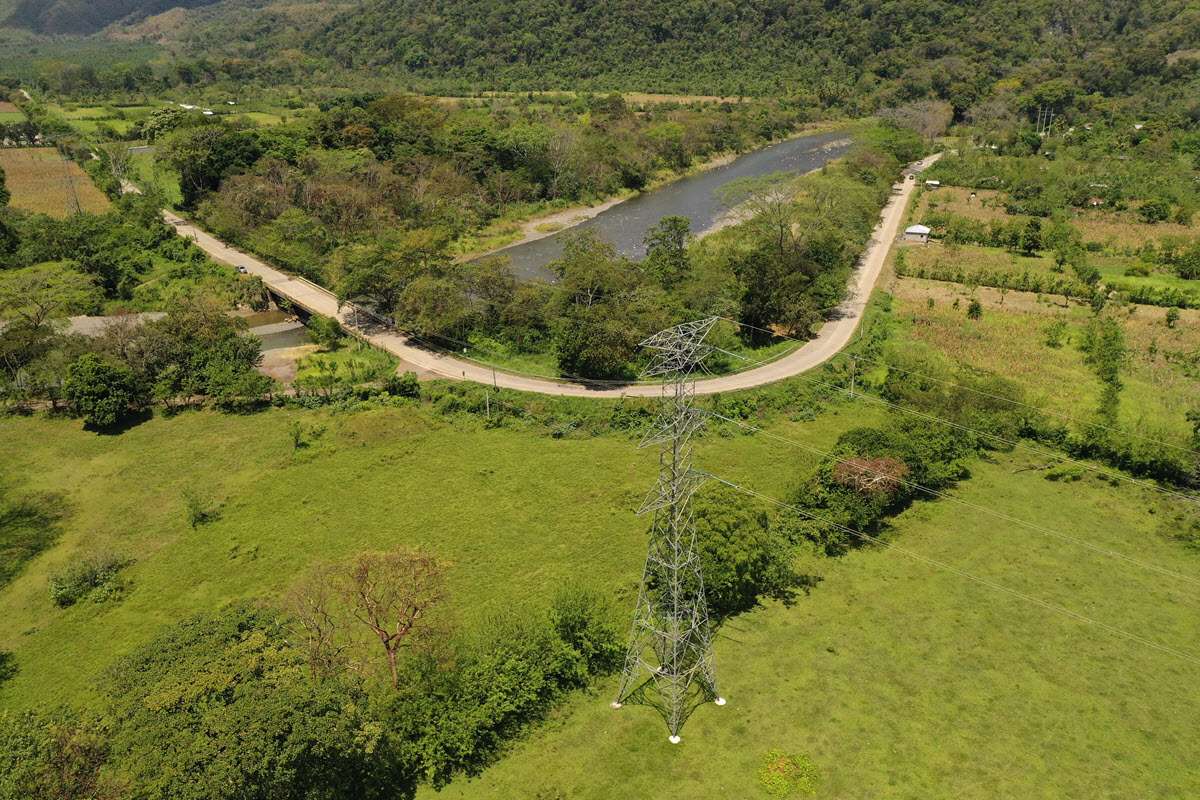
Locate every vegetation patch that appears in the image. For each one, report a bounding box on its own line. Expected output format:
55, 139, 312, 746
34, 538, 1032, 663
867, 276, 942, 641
758, 750, 822, 797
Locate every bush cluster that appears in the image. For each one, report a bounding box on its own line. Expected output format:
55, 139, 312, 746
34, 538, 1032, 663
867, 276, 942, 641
47, 550, 130, 607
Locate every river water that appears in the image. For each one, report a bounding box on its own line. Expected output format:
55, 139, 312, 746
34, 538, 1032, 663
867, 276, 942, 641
496, 129, 854, 279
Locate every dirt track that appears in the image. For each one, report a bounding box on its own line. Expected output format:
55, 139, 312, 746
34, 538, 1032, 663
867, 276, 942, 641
165, 154, 940, 397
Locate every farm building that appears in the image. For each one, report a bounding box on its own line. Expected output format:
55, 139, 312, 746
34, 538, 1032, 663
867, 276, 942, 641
924, 179, 940, 188
904, 224, 931, 243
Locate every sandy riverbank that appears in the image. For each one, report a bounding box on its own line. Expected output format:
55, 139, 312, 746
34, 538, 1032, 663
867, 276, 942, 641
696, 136, 854, 239
469, 122, 855, 260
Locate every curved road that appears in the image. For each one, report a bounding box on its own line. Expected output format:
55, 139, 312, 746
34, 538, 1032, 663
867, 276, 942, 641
164, 154, 939, 398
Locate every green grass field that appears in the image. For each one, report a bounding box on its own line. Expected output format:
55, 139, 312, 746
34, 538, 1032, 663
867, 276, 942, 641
0, 400, 849, 708
231, 111, 284, 126
0, 111, 24, 123
1, 387, 1198, 797
128, 152, 182, 206
426, 444, 1200, 798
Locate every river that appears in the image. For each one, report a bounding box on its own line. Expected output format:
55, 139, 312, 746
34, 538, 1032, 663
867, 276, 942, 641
495, 129, 855, 279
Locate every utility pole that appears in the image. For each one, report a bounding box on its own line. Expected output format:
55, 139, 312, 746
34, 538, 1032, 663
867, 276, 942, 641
612, 317, 724, 743
850, 357, 857, 398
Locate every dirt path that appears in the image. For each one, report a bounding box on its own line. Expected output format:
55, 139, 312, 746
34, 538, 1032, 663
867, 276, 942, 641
165, 154, 939, 397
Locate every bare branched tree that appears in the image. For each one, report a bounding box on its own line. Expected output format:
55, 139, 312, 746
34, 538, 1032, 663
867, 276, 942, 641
282, 561, 355, 682
718, 173, 843, 266
333, 546, 447, 690
881, 100, 954, 143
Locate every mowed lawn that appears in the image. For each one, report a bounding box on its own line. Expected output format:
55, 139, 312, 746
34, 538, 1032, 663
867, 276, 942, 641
2, 396, 1199, 796
0, 148, 111, 216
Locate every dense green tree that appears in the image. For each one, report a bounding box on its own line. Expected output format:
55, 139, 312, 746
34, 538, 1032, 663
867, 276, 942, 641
105, 604, 404, 800
643, 216, 693, 288
1018, 218, 1043, 254
693, 486, 811, 618
0, 707, 117, 800
63, 354, 141, 428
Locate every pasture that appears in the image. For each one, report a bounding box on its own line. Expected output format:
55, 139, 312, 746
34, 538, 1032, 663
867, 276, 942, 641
1, 396, 1197, 798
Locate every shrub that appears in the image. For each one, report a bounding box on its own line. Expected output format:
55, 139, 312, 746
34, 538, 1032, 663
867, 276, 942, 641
1044, 319, 1068, 348
966, 298, 983, 319
1166, 307, 1181, 328
548, 585, 624, 682
757, 750, 821, 797
1044, 464, 1084, 482
307, 313, 343, 349
63, 354, 141, 429
1138, 198, 1171, 223
47, 551, 131, 607
181, 487, 219, 529
382, 371, 421, 398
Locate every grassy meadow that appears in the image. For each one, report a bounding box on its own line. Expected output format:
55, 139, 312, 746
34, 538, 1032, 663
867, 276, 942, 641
0, 147, 112, 216
1, 384, 1199, 796
127, 151, 183, 205
430, 445, 1200, 799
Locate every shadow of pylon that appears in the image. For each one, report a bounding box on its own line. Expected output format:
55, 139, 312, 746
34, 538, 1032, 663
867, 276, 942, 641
615, 670, 719, 739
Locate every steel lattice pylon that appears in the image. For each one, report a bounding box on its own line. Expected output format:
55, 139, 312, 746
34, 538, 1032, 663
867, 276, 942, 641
612, 317, 724, 742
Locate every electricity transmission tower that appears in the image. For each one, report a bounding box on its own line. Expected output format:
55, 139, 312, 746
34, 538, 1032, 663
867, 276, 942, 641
612, 317, 724, 743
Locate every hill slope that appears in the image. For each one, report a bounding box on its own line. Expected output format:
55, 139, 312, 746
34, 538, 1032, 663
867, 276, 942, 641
286, 0, 1199, 97
3, 0, 222, 35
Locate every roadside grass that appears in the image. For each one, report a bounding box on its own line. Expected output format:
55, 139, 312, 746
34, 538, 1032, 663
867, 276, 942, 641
455, 321, 800, 382
128, 152, 182, 206
420, 445, 1200, 799
294, 337, 399, 388
0, 148, 111, 216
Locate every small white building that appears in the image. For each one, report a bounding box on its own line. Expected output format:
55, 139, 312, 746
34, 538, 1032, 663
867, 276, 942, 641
904, 224, 931, 243
924, 179, 940, 188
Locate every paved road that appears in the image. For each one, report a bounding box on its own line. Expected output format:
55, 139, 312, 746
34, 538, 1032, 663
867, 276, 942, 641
164, 153, 939, 397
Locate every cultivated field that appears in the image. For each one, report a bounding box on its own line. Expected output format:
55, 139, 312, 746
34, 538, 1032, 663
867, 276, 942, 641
0, 148, 111, 216
0, 100, 24, 123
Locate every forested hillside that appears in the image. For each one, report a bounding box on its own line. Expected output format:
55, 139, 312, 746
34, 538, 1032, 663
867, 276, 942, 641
2, 0, 221, 35
294, 0, 1200, 100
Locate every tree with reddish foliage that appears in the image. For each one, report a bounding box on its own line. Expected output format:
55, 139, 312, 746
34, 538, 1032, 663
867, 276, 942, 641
832, 456, 912, 500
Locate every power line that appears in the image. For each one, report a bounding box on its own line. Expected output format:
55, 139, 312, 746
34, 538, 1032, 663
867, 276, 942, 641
707, 477, 1200, 669
706, 412, 1200, 589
